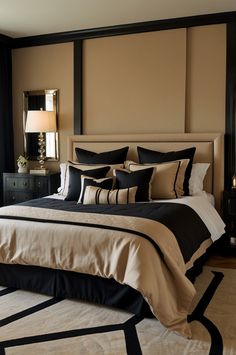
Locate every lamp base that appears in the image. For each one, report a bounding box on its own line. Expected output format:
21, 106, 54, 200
29, 168, 48, 175
38, 132, 46, 170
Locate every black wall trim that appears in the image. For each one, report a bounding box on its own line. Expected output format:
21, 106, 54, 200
74, 40, 83, 134
225, 22, 236, 189
0, 43, 14, 206
12, 11, 236, 48
0, 34, 12, 46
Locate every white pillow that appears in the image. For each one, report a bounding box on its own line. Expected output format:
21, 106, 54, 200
189, 163, 210, 195
58, 161, 123, 196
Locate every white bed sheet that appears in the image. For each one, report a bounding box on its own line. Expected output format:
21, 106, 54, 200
48, 192, 225, 243
155, 194, 225, 242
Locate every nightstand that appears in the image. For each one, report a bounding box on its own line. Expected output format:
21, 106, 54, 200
3, 172, 60, 206
222, 190, 236, 252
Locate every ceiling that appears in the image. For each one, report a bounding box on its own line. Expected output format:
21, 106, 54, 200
1, 0, 236, 39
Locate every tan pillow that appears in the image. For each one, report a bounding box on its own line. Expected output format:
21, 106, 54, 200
83, 185, 137, 205
126, 159, 189, 199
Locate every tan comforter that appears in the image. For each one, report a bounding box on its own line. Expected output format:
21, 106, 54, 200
0, 204, 199, 337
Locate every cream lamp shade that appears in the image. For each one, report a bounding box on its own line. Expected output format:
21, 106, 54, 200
25, 110, 56, 133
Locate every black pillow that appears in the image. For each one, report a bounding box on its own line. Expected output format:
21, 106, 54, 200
75, 146, 129, 164
137, 146, 196, 195
78, 176, 114, 203
65, 165, 110, 201
114, 168, 154, 202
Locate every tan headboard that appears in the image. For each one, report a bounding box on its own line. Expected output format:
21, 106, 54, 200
68, 133, 224, 212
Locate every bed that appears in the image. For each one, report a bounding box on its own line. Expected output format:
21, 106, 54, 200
0, 133, 225, 338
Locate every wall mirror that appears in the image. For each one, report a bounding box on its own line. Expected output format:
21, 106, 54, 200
23, 89, 59, 161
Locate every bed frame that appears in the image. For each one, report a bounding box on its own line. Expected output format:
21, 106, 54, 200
0, 133, 224, 317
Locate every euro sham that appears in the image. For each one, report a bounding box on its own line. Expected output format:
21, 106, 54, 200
75, 146, 129, 164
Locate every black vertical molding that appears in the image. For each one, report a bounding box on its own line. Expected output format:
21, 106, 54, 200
225, 22, 236, 189
0, 42, 14, 205
74, 40, 83, 134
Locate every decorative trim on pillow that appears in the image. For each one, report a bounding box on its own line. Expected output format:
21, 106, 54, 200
114, 167, 154, 202
83, 185, 137, 205
65, 165, 110, 201
78, 175, 114, 203
126, 160, 189, 199
75, 146, 129, 164
137, 146, 196, 195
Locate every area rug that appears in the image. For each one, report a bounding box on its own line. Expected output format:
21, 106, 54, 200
0, 266, 235, 354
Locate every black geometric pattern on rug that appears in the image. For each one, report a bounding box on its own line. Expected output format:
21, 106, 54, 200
0, 288, 16, 297
0, 297, 62, 327
0, 288, 144, 355
188, 271, 224, 355
0, 315, 143, 355
0, 270, 224, 355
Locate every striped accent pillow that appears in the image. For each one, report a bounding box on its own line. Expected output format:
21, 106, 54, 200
83, 185, 137, 205
78, 175, 114, 203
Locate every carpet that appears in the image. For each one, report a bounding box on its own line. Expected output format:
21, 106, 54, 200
0, 266, 235, 354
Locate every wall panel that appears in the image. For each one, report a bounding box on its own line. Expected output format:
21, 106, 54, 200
12, 43, 73, 169
83, 29, 187, 134
186, 24, 226, 133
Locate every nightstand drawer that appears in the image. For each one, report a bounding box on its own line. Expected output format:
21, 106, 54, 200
227, 197, 236, 216
3, 172, 60, 206
18, 178, 34, 190
5, 176, 34, 191
222, 190, 236, 253
5, 191, 34, 205
223, 190, 236, 217
34, 177, 48, 195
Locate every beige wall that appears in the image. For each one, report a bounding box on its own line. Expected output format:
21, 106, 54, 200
12, 24, 226, 168
12, 42, 73, 170
83, 29, 187, 134
186, 24, 226, 133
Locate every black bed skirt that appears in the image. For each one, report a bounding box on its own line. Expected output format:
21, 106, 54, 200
0, 245, 211, 318
0, 263, 153, 317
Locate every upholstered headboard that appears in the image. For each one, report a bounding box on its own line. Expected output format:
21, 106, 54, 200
68, 133, 224, 212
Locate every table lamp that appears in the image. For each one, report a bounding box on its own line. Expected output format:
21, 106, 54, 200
25, 110, 57, 173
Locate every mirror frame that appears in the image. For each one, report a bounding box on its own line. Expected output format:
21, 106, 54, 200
23, 89, 59, 161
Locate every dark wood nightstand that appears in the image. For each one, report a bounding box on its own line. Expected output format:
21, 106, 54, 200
222, 190, 236, 252
3, 172, 60, 206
